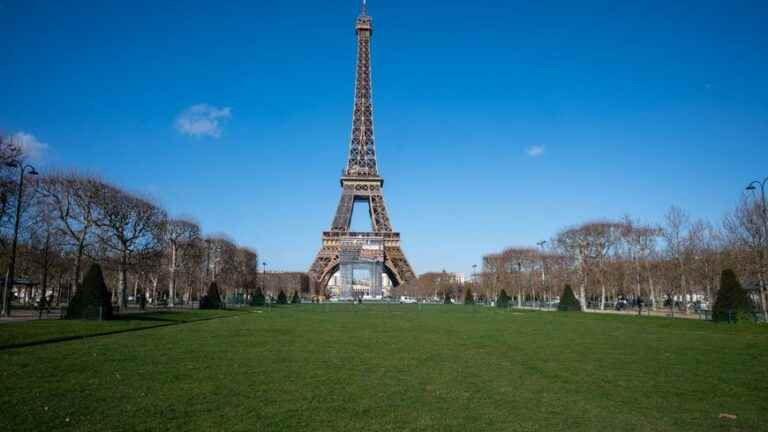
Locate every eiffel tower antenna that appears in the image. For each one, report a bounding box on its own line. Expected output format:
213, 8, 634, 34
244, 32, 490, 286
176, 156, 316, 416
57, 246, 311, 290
309, 3, 415, 299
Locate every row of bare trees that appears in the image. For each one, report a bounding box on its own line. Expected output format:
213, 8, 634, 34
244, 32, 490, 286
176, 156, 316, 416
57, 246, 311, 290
0, 135, 259, 312
393, 271, 464, 300
480, 200, 767, 320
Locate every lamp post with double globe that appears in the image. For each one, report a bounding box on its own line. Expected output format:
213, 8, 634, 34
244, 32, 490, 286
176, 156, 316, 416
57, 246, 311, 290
1, 160, 39, 317
746, 177, 768, 322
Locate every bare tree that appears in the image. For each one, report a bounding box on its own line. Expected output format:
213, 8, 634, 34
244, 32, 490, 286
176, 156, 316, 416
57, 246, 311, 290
164, 218, 201, 306
622, 216, 661, 308
723, 197, 768, 321
179, 237, 205, 304
0, 135, 24, 245
555, 222, 622, 310
660, 206, 691, 312
26, 194, 66, 309
38, 173, 104, 288
94, 185, 167, 309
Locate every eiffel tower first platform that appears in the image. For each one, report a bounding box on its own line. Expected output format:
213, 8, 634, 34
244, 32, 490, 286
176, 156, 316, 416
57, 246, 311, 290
309, 2, 415, 300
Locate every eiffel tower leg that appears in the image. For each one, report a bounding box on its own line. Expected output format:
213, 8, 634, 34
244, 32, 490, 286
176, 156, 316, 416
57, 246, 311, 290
384, 245, 415, 286
309, 246, 339, 297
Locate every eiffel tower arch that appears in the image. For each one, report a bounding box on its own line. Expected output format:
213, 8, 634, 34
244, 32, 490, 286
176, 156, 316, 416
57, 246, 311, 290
309, 2, 415, 299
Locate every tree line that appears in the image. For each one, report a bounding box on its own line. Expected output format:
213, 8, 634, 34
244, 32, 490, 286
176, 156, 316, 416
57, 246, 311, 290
0, 135, 260, 313
392, 194, 766, 322
478, 201, 766, 320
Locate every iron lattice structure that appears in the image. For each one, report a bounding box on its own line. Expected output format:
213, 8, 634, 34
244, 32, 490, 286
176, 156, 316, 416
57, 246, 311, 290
309, 4, 415, 296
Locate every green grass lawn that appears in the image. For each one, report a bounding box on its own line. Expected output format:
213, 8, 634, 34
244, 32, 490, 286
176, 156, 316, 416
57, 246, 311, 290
1, 305, 767, 431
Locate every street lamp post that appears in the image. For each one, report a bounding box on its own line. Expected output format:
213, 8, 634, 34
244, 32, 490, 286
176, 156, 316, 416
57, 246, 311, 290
516, 261, 522, 308
262, 261, 268, 299
200, 238, 212, 303
746, 177, 768, 322
1, 161, 39, 317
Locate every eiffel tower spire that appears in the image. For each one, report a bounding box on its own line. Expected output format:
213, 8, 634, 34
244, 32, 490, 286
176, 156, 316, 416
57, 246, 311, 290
346, 0, 377, 178
309, 4, 415, 298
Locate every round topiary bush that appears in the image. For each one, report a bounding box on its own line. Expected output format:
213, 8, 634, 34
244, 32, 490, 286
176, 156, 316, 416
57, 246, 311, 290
250, 287, 266, 307
290, 291, 300, 304
496, 289, 510, 308
200, 282, 222, 309
712, 269, 754, 323
558, 284, 582, 312
66, 263, 113, 320
277, 290, 288, 305
464, 287, 474, 305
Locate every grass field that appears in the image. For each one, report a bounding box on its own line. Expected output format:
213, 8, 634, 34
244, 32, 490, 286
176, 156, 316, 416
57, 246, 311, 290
1, 305, 767, 431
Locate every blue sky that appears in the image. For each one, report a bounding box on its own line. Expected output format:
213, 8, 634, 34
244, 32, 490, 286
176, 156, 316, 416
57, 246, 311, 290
2, 0, 767, 276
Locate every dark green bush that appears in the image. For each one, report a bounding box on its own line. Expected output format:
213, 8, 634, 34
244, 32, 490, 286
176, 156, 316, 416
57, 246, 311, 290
463, 288, 474, 305
291, 291, 300, 304
496, 289, 510, 308
250, 287, 266, 307
558, 284, 581, 312
712, 269, 754, 323
200, 282, 222, 309
277, 290, 288, 305
443, 292, 452, 304
66, 264, 113, 320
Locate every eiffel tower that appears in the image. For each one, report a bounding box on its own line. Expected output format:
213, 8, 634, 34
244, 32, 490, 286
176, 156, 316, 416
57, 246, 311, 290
309, 1, 415, 298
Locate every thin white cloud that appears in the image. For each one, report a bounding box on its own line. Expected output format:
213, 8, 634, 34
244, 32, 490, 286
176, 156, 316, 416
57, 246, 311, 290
11, 132, 49, 163
174, 104, 231, 138
526, 145, 544, 157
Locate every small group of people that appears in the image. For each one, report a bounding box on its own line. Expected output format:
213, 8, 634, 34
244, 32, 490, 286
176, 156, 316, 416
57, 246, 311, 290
36, 294, 54, 318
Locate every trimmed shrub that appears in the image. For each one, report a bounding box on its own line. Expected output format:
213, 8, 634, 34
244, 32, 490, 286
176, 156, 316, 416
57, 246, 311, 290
277, 290, 288, 305
200, 282, 222, 309
443, 292, 452, 304
290, 291, 300, 304
250, 288, 266, 307
558, 284, 581, 312
66, 264, 113, 320
463, 288, 474, 305
496, 289, 510, 308
712, 269, 754, 323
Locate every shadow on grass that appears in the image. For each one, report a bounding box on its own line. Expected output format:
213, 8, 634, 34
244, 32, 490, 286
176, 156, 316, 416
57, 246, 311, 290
1, 310, 246, 351
113, 312, 187, 323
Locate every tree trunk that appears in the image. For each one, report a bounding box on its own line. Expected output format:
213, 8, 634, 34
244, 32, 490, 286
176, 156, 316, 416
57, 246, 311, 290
73, 240, 85, 292
119, 254, 129, 310
133, 277, 139, 303
579, 271, 588, 310
56, 271, 64, 306
41, 260, 49, 304
154, 277, 159, 305
679, 270, 687, 314
184, 281, 192, 305
169, 244, 177, 307
760, 275, 768, 323
600, 283, 606, 310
